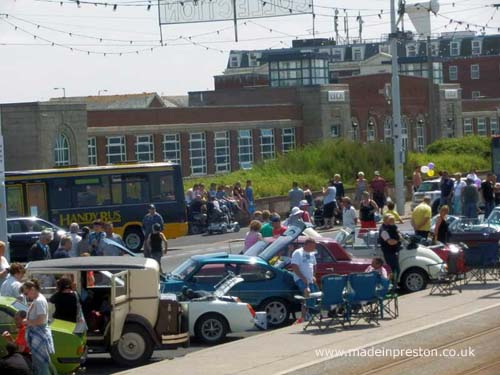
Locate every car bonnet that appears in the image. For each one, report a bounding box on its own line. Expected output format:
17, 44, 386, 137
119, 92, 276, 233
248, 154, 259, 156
257, 222, 306, 262
213, 275, 245, 298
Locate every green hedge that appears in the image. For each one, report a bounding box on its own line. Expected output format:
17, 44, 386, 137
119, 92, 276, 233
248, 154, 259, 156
184, 136, 491, 198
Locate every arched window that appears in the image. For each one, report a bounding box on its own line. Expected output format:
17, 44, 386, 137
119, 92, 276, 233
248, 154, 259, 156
351, 118, 359, 140
384, 117, 393, 143
416, 118, 425, 152
367, 118, 376, 142
54, 133, 71, 166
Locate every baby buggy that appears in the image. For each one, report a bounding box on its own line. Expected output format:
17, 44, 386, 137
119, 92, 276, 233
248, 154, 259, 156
206, 199, 240, 235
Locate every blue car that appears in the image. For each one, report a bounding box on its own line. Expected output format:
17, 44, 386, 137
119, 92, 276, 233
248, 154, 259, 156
161, 238, 303, 327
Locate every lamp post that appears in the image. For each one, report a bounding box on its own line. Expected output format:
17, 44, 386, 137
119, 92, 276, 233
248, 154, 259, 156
0, 109, 8, 261
54, 87, 66, 98
390, 0, 405, 215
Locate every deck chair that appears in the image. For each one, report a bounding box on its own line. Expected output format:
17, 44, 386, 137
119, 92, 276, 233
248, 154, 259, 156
295, 274, 348, 331
427, 250, 465, 295
346, 272, 380, 326
464, 243, 499, 284
377, 274, 399, 319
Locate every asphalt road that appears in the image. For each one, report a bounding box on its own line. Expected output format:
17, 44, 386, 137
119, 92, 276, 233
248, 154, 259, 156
84, 220, 416, 375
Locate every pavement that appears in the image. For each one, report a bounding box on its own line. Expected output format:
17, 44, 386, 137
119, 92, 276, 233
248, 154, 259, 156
115, 279, 500, 375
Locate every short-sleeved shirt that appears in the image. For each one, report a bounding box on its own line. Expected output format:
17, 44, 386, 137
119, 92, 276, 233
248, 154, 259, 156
365, 265, 388, 279
412, 203, 432, 231
0, 275, 23, 299
384, 209, 402, 222
143, 212, 164, 236
28, 294, 49, 324
342, 206, 357, 230
291, 248, 317, 283
323, 186, 337, 205
50, 292, 78, 322
260, 223, 273, 238
441, 178, 454, 198
288, 188, 304, 208
15, 324, 29, 354
272, 225, 287, 237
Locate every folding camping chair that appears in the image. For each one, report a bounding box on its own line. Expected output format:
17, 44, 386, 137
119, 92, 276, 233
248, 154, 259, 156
377, 274, 399, 319
295, 274, 348, 331
464, 243, 499, 285
427, 250, 465, 295
346, 272, 380, 326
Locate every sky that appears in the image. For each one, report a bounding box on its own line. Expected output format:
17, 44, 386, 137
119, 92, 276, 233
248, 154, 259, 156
0, 0, 497, 103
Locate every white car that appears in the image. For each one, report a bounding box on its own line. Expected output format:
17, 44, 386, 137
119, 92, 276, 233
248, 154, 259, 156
174, 274, 266, 345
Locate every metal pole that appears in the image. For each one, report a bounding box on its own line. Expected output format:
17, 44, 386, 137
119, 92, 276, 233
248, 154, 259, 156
0, 109, 10, 262
232, 0, 238, 42
390, 0, 405, 215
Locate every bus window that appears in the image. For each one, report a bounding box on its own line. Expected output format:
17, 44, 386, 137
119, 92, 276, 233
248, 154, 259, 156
26, 183, 48, 219
111, 175, 123, 205
48, 179, 71, 209
150, 174, 176, 202
6, 185, 24, 216
73, 177, 111, 207
124, 176, 149, 204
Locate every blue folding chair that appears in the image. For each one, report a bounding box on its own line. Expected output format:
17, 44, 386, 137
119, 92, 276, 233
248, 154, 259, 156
375, 274, 398, 319
295, 274, 348, 331
464, 243, 500, 284
346, 272, 380, 326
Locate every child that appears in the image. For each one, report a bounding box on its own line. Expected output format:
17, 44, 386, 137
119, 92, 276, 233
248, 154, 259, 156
244, 220, 263, 251
313, 198, 324, 227
384, 201, 403, 224
365, 256, 388, 279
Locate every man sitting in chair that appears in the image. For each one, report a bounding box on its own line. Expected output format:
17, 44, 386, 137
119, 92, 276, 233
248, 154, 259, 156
291, 238, 318, 322
365, 257, 388, 279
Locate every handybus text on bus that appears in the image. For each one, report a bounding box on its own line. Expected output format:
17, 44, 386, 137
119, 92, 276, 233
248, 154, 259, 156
58, 211, 122, 227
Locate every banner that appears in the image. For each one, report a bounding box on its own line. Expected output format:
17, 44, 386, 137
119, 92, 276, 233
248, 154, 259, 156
159, 0, 313, 25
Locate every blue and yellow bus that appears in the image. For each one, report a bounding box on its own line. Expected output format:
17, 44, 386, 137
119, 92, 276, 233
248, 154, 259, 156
5, 162, 188, 251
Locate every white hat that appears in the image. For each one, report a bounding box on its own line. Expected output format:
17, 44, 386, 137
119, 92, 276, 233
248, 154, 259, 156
290, 207, 303, 216
299, 200, 309, 207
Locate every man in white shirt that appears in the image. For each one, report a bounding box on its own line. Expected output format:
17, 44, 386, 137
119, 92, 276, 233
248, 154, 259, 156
341, 197, 358, 235
291, 238, 317, 320
68, 223, 82, 258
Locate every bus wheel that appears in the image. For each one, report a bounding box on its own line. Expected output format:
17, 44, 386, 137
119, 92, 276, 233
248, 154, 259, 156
124, 227, 144, 253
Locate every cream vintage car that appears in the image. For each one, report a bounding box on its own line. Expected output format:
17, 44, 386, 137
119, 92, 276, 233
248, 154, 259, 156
25, 257, 189, 367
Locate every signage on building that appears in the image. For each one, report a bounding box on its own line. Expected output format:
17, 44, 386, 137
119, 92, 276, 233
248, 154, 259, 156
444, 89, 459, 99
328, 90, 346, 102
159, 0, 313, 24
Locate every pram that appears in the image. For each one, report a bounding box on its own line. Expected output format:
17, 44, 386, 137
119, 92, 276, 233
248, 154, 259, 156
206, 198, 240, 235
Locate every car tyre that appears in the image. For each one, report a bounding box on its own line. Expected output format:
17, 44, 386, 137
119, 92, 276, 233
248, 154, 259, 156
259, 298, 290, 328
194, 313, 229, 345
124, 228, 145, 253
110, 323, 154, 367
401, 267, 428, 292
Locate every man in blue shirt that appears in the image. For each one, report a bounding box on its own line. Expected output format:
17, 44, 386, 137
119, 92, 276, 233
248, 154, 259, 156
143, 204, 164, 251
89, 220, 106, 256
245, 180, 255, 214
440, 171, 454, 207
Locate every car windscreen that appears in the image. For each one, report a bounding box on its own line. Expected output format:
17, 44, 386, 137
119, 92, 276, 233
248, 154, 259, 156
485, 210, 500, 226
11, 300, 28, 312
258, 235, 296, 262
170, 258, 197, 280
417, 182, 439, 192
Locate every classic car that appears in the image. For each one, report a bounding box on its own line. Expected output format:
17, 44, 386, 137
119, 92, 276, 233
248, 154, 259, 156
445, 208, 500, 249
0, 296, 86, 375
25, 257, 189, 367
175, 274, 265, 345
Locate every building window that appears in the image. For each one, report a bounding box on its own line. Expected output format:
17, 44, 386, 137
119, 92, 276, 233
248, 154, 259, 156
135, 135, 154, 162
416, 120, 425, 152
406, 43, 417, 57
332, 49, 343, 61
491, 117, 498, 135
54, 133, 71, 167
477, 118, 486, 136
450, 41, 460, 56
214, 131, 230, 173
238, 130, 253, 169
472, 91, 481, 99
352, 47, 363, 61
189, 132, 206, 175
384, 117, 392, 143
431, 42, 440, 56
269, 58, 328, 87
463, 118, 473, 135
106, 136, 126, 164
88, 137, 97, 166
471, 64, 480, 80
330, 125, 340, 138
260, 129, 275, 160
402, 119, 409, 151
249, 53, 258, 67
162, 133, 181, 164
448, 66, 458, 81
471, 40, 482, 55
229, 55, 239, 68
367, 119, 376, 142
282, 128, 296, 153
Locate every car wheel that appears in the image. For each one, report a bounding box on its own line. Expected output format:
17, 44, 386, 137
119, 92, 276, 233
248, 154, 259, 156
190, 224, 203, 235
401, 268, 428, 292
124, 228, 144, 253
233, 224, 240, 233
259, 298, 290, 328
110, 324, 154, 367
194, 313, 228, 345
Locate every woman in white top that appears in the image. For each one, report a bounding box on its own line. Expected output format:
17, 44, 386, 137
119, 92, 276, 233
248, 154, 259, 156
0, 241, 9, 289
0, 262, 25, 300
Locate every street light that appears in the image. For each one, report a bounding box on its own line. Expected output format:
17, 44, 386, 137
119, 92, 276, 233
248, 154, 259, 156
98, 89, 108, 96
53, 87, 66, 98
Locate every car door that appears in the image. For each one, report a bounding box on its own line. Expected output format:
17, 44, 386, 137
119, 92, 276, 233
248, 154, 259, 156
228, 263, 278, 306
110, 270, 130, 344
188, 263, 232, 292
7, 220, 33, 262
0, 307, 17, 358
